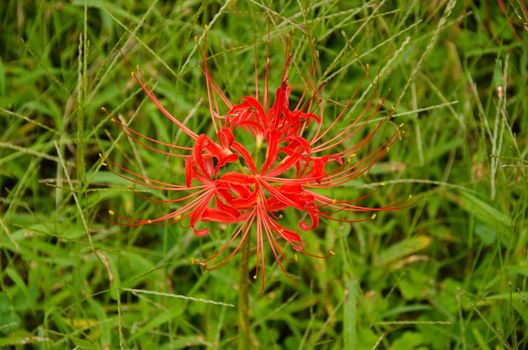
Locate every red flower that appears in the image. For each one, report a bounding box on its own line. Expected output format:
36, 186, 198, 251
103, 38, 407, 288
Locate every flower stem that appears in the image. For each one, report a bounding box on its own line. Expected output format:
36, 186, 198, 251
238, 237, 251, 350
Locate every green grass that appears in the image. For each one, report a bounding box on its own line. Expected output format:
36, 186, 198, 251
1, 0, 527, 349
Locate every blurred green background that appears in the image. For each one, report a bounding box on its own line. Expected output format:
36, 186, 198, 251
0, 0, 527, 349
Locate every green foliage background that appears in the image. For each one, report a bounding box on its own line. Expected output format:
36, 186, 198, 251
1, 0, 527, 348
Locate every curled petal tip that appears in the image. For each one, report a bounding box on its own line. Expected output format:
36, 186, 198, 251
193, 227, 209, 237
299, 221, 310, 231
293, 245, 303, 252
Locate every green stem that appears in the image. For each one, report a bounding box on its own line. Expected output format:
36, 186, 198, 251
77, 4, 88, 192
238, 237, 251, 350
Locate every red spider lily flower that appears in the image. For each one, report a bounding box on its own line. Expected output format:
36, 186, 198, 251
103, 37, 408, 289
